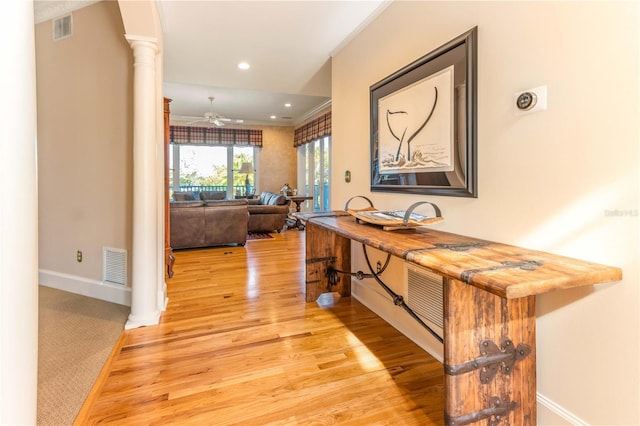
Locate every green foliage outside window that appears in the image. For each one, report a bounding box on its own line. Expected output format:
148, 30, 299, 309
175, 146, 253, 189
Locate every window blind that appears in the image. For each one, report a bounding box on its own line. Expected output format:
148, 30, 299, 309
170, 126, 262, 147
294, 112, 331, 147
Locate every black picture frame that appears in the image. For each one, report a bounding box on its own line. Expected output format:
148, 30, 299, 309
370, 27, 477, 197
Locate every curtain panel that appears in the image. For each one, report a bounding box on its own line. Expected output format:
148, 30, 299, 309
170, 125, 262, 147
294, 111, 331, 147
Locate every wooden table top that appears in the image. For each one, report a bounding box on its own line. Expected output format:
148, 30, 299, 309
297, 212, 622, 299
286, 195, 314, 201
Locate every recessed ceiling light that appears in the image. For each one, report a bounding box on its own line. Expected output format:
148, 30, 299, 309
284, 103, 292, 108
270, 115, 277, 119
235, 119, 244, 124
237, 62, 250, 70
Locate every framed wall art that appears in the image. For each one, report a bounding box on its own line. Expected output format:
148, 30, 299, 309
370, 27, 477, 197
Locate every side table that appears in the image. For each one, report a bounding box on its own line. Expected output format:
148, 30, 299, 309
285, 195, 313, 230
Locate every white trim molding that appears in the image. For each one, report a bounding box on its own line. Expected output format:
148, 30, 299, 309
537, 392, 588, 425
39, 269, 131, 307
351, 277, 444, 363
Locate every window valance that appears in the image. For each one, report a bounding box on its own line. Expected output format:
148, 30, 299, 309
170, 126, 262, 147
294, 111, 331, 147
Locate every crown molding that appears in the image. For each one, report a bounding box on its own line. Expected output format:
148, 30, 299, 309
34, 1, 100, 24
295, 99, 332, 126
330, 0, 392, 58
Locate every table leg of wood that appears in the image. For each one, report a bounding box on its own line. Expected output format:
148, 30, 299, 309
166, 248, 175, 278
443, 279, 536, 425
305, 222, 351, 302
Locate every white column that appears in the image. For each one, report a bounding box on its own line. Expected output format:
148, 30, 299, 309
155, 45, 168, 313
125, 36, 161, 329
0, 1, 39, 423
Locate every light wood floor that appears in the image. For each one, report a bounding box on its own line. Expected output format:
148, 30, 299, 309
76, 231, 444, 425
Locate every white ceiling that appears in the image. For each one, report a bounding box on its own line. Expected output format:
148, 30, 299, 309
159, 0, 389, 126
35, 0, 389, 126
34, 0, 392, 125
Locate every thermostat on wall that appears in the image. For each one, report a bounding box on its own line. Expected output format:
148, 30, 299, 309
514, 85, 547, 115
517, 92, 537, 110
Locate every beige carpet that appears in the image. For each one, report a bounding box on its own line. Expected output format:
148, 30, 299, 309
38, 286, 129, 426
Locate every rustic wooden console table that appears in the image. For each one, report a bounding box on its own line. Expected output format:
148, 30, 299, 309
297, 212, 621, 425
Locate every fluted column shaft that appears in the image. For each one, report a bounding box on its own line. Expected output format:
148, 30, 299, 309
125, 36, 161, 329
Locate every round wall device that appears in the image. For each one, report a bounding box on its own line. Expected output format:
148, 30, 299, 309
516, 92, 537, 111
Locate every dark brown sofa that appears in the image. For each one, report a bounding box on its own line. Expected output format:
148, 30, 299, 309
247, 191, 290, 233
170, 199, 248, 249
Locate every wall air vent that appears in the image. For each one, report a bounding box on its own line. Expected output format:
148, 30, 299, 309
405, 263, 444, 339
103, 247, 127, 286
53, 14, 72, 41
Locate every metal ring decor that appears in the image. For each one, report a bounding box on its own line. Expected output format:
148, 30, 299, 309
402, 201, 442, 225
344, 195, 375, 211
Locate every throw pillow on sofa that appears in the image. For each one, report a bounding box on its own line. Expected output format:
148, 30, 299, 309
172, 191, 197, 201
259, 191, 287, 205
199, 191, 226, 201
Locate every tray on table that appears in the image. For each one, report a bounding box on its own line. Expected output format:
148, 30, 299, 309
344, 196, 443, 231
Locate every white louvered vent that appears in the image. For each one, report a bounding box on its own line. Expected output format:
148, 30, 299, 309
103, 247, 127, 286
406, 264, 444, 339
53, 14, 72, 41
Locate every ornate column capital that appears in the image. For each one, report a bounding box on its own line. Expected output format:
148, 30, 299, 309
124, 35, 159, 60
125, 34, 158, 47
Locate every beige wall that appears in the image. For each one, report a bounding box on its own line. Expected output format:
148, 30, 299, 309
253, 125, 296, 194
36, 2, 133, 284
332, 1, 639, 424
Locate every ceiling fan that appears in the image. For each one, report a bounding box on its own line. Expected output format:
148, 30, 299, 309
187, 96, 234, 127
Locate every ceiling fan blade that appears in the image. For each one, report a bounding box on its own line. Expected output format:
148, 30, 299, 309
185, 118, 205, 125
188, 96, 236, 127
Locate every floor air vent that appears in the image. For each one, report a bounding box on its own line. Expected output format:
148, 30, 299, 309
103, 247, 127, 286
406, 264, 444, 339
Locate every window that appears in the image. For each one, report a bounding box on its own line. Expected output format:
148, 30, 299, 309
294, 111, 331, 211
233, 146, 255, 197
297, 136, 330, 211
170, 144, 256, 198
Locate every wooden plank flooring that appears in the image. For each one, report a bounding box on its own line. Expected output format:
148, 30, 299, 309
76, 231, 444, 425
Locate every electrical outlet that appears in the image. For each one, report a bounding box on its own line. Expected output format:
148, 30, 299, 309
77, 250, 82, 262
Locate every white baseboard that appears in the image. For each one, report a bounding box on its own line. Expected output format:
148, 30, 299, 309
39, 269, 131, 306
124, 310, 161, 329
351, 279, 586, 425
351, 277, 444, 362
537, 392, 587, 425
